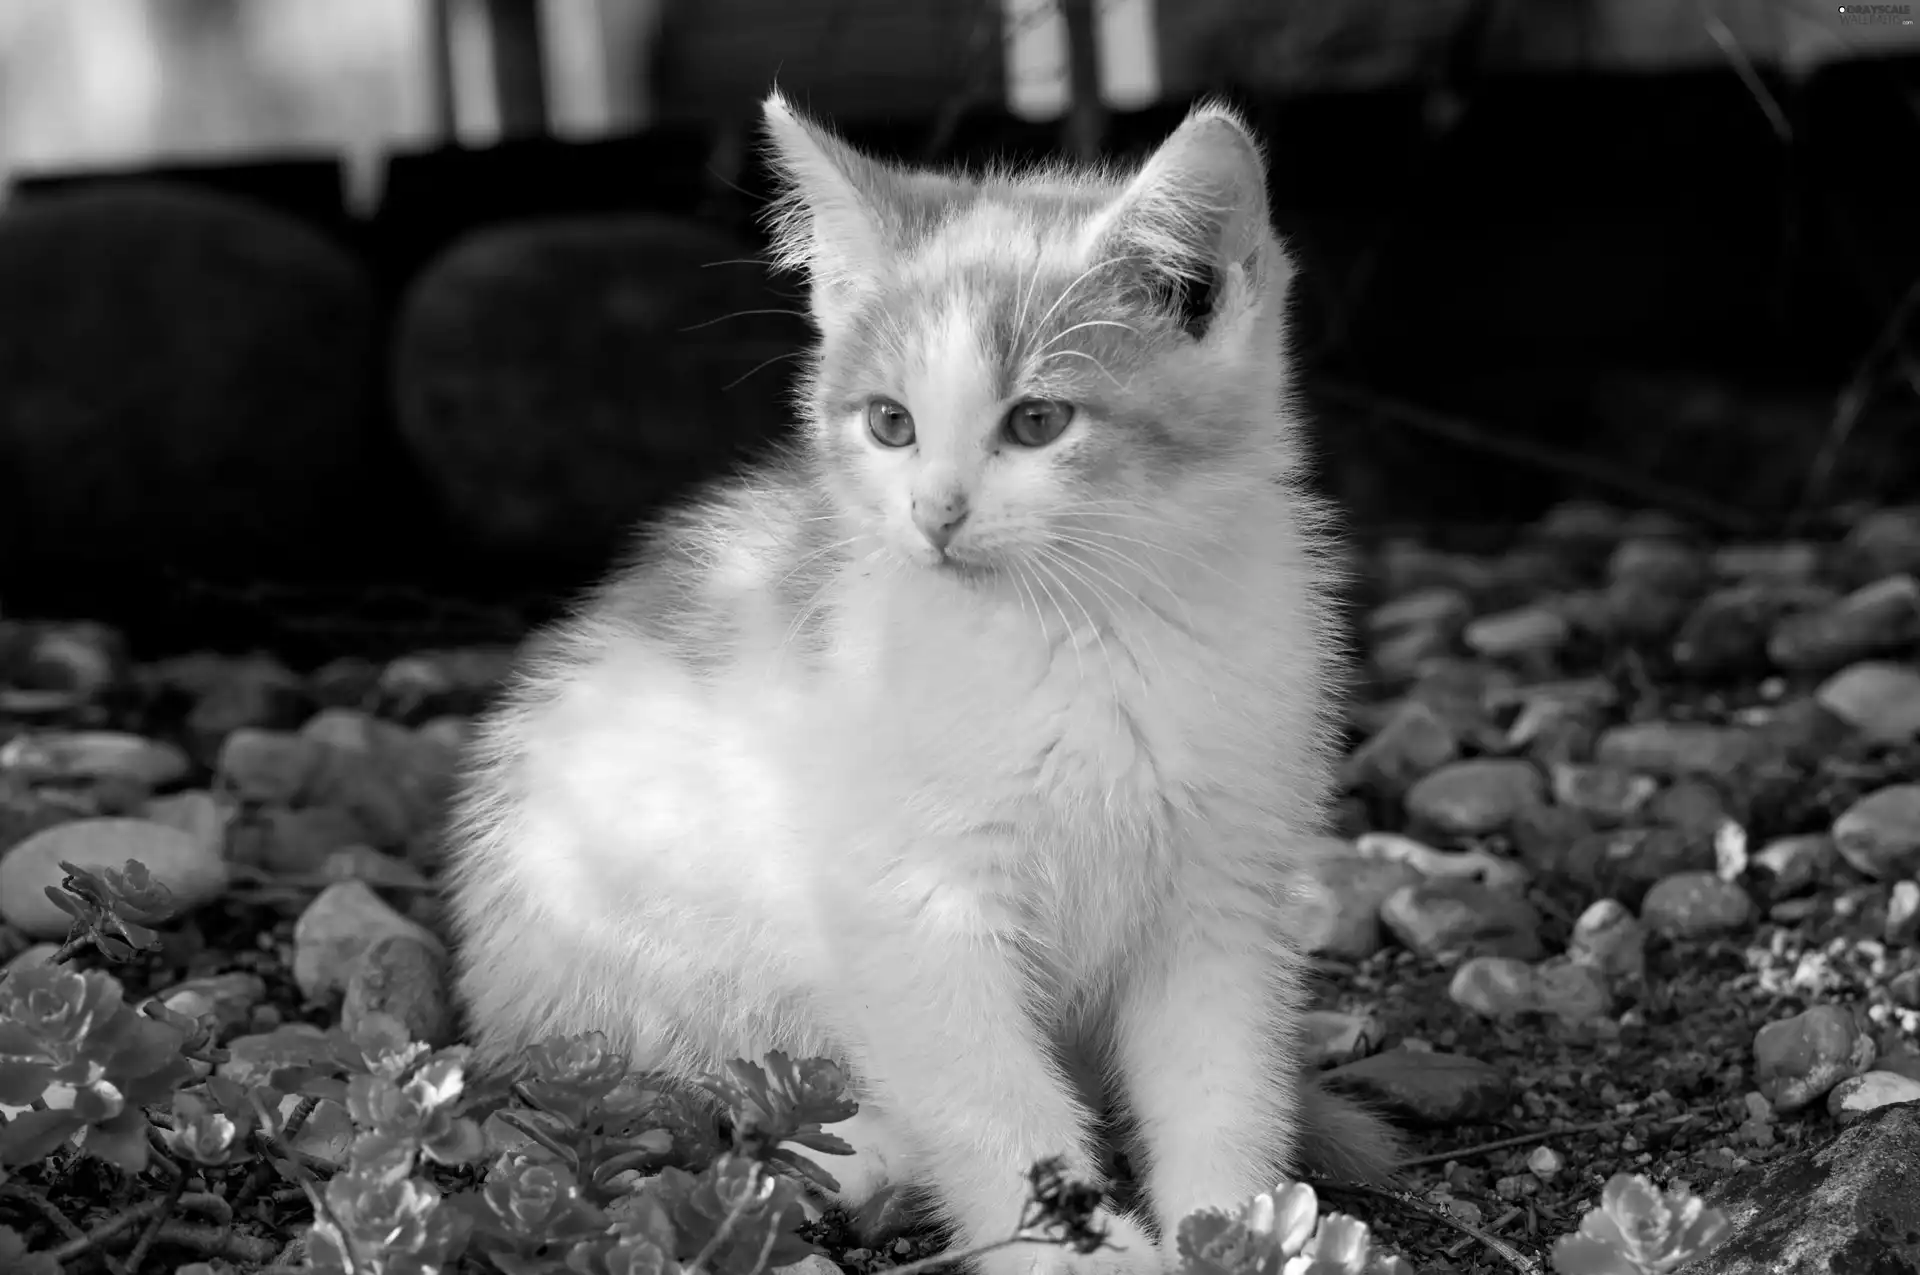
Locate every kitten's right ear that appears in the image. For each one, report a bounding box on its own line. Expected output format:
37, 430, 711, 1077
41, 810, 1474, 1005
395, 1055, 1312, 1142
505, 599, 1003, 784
761, 90, 893, 325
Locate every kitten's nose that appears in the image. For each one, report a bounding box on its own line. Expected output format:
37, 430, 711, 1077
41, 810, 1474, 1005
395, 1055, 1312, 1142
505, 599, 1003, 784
912, 493, 969, 550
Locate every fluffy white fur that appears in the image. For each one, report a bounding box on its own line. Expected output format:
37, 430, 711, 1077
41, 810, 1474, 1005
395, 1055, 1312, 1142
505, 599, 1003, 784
446, 92, 1396, 1275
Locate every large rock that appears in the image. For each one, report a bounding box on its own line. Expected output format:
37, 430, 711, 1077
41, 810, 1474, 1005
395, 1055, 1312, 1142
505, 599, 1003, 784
1692, 1103, 1920, 1275
0, 184, 379, 574
394, 216, 809, 559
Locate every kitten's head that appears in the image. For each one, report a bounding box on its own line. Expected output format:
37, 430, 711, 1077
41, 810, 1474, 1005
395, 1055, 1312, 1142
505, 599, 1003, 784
760, 91, 1299, 593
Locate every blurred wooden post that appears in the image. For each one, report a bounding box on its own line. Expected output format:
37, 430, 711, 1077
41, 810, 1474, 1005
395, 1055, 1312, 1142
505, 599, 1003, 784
481, 0, 550, 137
1060, 0, 1106, 161
424, 0, 460, 142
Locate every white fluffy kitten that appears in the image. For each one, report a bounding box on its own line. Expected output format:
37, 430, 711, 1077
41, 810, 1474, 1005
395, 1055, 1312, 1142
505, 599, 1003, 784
447, 92, 1397, 1275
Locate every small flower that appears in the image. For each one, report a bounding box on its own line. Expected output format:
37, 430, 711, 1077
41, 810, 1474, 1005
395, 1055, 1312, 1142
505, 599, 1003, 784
1552, 1174, 1732, 1275
484, 1153, 581, 1235
165, 1091, 244, 1166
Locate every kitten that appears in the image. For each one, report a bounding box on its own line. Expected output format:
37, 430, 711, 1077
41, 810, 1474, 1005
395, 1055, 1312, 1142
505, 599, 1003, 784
446, 92, 1399, 1275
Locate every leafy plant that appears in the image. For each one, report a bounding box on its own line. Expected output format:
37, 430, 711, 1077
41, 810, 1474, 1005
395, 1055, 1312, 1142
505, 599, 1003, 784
1551, 1174, 1733, 1275
1178, 1179, 1414, 1275
44, 858, 177, 961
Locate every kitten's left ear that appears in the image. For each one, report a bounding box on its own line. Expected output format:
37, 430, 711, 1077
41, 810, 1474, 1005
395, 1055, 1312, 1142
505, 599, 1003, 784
1085, 104, 1275, 338
760, 90, 899, 324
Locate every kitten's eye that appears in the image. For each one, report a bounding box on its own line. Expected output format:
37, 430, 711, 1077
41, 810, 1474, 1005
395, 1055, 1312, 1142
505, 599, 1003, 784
1003, 399, 1075, 449
865, 398, 916, 448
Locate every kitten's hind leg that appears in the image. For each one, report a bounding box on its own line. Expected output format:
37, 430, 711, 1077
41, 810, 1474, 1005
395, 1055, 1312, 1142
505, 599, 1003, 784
814, 1104, 910, 1211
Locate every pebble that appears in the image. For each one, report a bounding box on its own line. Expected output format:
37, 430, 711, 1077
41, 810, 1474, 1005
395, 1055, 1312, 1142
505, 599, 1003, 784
217, 729, 327, 806
1403, 758, 1545, 837
1298, 1010, 1379, 1067
1887, 880, 1920, 947
180, 654, 310, 761
1447, 956, 1536, 1019
0, 816, 230, 937
1566, 826, 1714, 909
1340, 699, 1458, 798
1815, 661, 1920, 744
1831, 784, 1920, 880
233, 805, 367, 874
1380, 879, 1544, 961
1525, 1145, 1564, 1181
0, 730, 191, 791
341, 934, 455, 1047
1566, 898, 1647, 986
1751, 833, 1838, 900
1672, 582, 1835, 676
1593, 720, 1757, 782
1711, 542, 1823, 583
1845, 508, 1920, 579
1753, 1004, 1877, 1113
1638, 870, 1754, 939
1305, 841, 1422, 960
291, 880, 444, 999
1607, 537, 1708, 594
1321, 1049, 1512, 1125
1369, 587, 1473, 639
1463, 605, 1570, 662
141, 789, 232, 851
1826, 1071, 1920, 1125
1645, 780, 1729, 841
1768, 573, 1920, 672
1355, 831, 1530, 892
1549, 763, 1656, 825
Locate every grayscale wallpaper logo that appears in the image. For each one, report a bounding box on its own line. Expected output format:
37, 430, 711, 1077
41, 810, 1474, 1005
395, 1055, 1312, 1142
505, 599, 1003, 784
1837, 4, 1915, 22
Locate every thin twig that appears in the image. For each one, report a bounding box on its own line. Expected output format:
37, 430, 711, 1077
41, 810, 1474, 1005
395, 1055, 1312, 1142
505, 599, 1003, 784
1397, 1110, 1699, 1169
1790, 269, 1920, 530
1312, 1178, 1544, 1275
124, 1172, 188, 1275
1312, 380, 1761, 535
44, 1195, 166, 1267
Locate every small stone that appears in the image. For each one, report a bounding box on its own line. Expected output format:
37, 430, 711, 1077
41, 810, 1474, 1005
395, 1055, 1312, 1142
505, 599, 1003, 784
1832, 784, 1920, 880
1448, 956, 1537, 1020
1594, 721, 1757, 782
1369, 587, 1473, 639
1753, 1004, 1876, 1113
141, 788, 232, 851
1298, 1010, 1379, 1067
1380, 879, 1543, 961
3, 621, 127, 701
1463, 605, 1570, 661
1340, 699, 1459, 798
1403, 758, 1546, 837
1815, 661, 1920, 744
1640, 871, 1754, 939
1322, 1049, 1512, 1126
231, 805, 368, 875
0, 730, 191, 791
1768, 573, 1920, 672
0, 817, 230, 937
342, 934, 454, 1047
217, 729, 326, 806
1751, 833, 1838, 899
1355, 831, 1530, 892
1608, 537, 1709, 594
323, 846, 433, 892
1672, 582, 1837, 676
1305, 844, 1423, 961
1508, 803, 1595, 879
1549, 763, 1656, 825
1845, 508, 1920, 579
1646, 780, 1729, 840
181, 654, 310, 761
3, 942, 60, 974
1827, 1071, 1920, 1125
1528, 957, 1614, 1025
291, 880, 444, 1000
1526, 1145, 1564, 1180
1567, 826, 1715, 909
1567, 898, 1647, 986
1710, 542, 1822, 584
1886, 880, 1920, 947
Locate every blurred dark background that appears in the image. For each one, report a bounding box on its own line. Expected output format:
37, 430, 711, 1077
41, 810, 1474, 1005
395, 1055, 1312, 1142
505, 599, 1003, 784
0, 0, 1916, 660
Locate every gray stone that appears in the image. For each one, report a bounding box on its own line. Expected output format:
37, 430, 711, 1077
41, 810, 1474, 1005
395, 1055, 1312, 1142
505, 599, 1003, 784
1639, 871, 1754, 939
1753, 1005, 1875, 1114
1380, 879, 1543, 961
1831, 784, 1920, 880
1768, 573, 1920, 672
0, 816, 228, 937
1815, 661, 1920, 744
1403, 758, 1545, 837
1594, 720, 1758, 782
1692, 1103, 1920, 1275
291, 880, 444, 999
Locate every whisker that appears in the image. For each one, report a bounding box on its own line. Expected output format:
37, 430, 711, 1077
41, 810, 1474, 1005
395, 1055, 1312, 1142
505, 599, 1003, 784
680, 308, 810, 333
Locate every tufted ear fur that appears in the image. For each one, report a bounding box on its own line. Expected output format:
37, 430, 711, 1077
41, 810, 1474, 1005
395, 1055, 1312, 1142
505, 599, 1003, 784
1081, 102, 1275, 340
760, 90, 902, 327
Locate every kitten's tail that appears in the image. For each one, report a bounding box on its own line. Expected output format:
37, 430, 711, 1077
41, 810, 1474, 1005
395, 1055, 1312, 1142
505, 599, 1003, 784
1292, 1072, 1403, 1187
